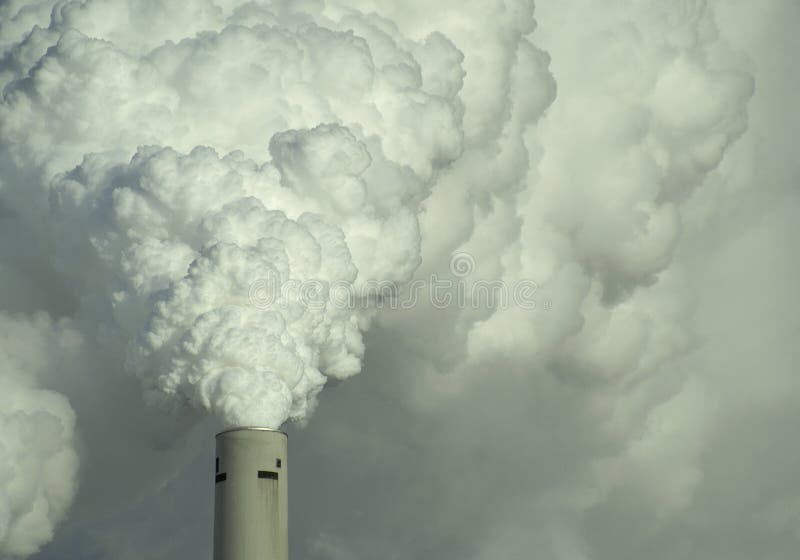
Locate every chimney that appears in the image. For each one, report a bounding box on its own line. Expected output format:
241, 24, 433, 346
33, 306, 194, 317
213, 427, 288, 560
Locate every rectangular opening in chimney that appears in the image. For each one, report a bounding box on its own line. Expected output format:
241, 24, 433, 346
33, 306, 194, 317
215, 473, 227, 483
258, 470, 278, 480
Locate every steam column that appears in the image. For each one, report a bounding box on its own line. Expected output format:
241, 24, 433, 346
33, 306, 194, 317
214, 427, 288, 560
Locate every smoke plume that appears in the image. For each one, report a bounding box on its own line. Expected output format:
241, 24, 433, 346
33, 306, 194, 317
0, 0, 796, 558
0, 0, 467, 554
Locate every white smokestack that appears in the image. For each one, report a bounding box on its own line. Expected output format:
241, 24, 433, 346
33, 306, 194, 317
213, 428, 288, 560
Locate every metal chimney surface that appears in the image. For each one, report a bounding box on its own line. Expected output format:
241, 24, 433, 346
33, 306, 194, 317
213, 427, 288, 560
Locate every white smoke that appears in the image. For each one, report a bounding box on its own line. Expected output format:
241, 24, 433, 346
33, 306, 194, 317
389, 0, 756, 537
0, 0, 466, 555
0, 0, 796, 558
1, 7, 467, 399
0, 314, 80, 559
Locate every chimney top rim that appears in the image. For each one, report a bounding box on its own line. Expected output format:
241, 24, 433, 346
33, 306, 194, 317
216, 426, 288, 438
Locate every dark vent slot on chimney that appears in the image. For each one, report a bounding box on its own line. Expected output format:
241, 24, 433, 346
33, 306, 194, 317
215, 457, 219, 473
258, 470, 278, 480
215, 473, 227, 483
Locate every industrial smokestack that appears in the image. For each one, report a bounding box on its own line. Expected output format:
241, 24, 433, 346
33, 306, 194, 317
213, 428, 288, 560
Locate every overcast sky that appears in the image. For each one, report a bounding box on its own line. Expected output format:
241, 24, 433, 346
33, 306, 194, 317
0, 0, 798, 558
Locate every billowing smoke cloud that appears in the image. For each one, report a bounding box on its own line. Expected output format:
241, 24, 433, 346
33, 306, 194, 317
0, 314, 80, 558
0, 0, 466, 554
0, 0, 796, 558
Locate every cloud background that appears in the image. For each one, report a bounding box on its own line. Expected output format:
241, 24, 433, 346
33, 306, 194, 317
0, 0, 795, 558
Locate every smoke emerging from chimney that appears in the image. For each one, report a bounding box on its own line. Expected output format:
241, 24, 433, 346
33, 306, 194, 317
0, 2, 467, 553
0, 0, 765, 557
